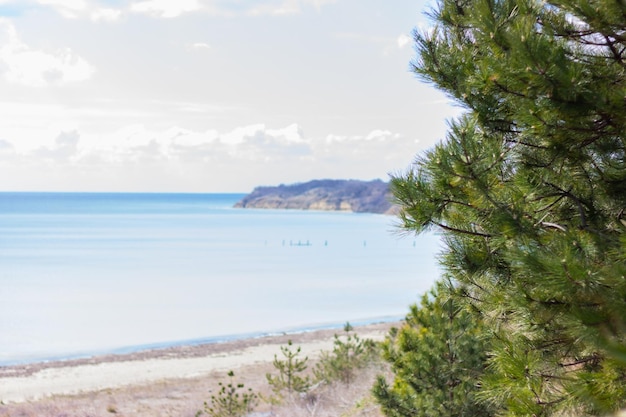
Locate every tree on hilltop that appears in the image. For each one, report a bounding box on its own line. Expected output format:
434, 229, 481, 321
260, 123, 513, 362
385, 0, 626, 414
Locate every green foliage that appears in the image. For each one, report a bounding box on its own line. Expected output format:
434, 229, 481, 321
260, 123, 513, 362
373, 281, 494, 417
389, 0, 626, 414
266, 339, 312, 401
315, 322, 379, 386
202, 371, 258, 417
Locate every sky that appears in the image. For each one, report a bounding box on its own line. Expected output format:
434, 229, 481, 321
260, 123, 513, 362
0, 0, 460, 192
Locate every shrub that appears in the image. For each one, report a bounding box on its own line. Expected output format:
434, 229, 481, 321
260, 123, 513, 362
201, 371, 258, 417
266, 339, 312, 401
314, 322, 379, 386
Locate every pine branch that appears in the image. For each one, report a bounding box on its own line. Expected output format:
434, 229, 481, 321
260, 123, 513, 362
433, 221, 493, 237
560, 354, 601, 368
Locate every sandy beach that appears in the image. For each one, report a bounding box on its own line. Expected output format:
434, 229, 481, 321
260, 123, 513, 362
0, 321, 397, 417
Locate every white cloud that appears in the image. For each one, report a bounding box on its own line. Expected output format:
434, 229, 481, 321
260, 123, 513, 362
0, 122, 425, 191
37, 0, 86, 18
55, 129, 79, 147
105, 124, 154, 149
396, 34, 411, 49
267, 123, 305, 143
189, 42, 211, 50
91, 8, 123, 22
220, 124, 265, 146
230, 124, 311, 161
37, 0, 84, 8
248, 0, 300, 16
31, 0, 124, 21
166, 127, 219, 147
365, 129, 397, 141
317, 129, 417, 167
8, 0, 336, 20
13, 123, 395, 165
32, 130, 80, 161
304, 0, 337, 9
248, 0, 337, 16
130, 0, 203, 18
0, 19, 94, 86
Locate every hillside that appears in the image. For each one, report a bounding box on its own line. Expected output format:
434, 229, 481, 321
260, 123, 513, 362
234, 179, 397, 214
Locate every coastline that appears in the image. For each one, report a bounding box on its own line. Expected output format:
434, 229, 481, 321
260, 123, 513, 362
0, 320, 399, 405
0, 315, 403, 368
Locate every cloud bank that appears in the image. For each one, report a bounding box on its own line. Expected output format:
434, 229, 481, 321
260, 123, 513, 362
0, 123, 421, 192
0, 19, 94, 86
0, 0, 454, 192
9, 0, 340, 20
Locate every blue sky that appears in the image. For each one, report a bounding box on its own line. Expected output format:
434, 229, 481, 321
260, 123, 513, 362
0, 0, 459, 192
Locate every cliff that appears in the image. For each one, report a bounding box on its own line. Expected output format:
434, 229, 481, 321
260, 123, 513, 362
234, 179, 397, 214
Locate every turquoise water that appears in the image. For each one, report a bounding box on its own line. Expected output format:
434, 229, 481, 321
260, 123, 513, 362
0, 193, 442, 365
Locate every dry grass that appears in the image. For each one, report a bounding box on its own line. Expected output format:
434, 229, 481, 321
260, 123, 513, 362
264, 364, 390, 417
0, 361, 389, 417
0, 327, 393, 417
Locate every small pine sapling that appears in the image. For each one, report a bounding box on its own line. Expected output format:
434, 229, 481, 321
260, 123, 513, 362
202, 370, 258, 417
266, 340, 312, 401
314, 322, 378, 386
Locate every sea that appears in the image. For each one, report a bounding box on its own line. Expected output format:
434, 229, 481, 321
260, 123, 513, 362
0, 192, 442, 366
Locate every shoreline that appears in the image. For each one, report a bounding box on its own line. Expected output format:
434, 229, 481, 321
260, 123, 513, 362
0, 315, 403, 368
0, 320, 400, 405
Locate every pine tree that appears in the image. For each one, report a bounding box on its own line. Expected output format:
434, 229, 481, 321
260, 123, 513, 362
314, 322, 378, 386
203, 371, 258, 417
390, 0, 626, 414
373, 281, 494, 417
266, 340, 311, 400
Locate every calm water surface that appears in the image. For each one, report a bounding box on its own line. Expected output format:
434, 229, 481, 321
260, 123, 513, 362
0, 192, 442, 365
